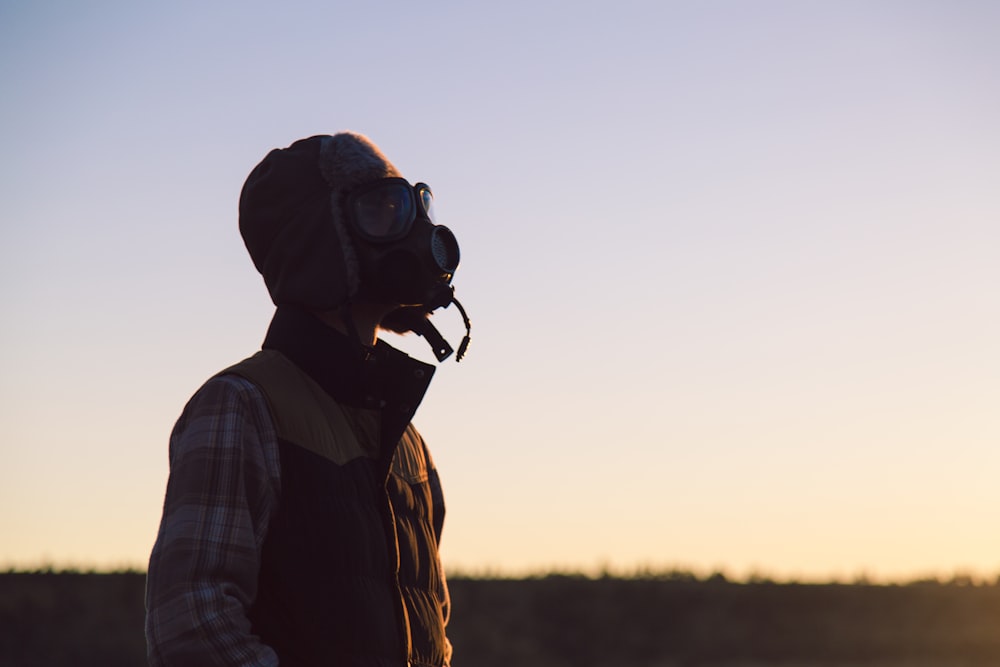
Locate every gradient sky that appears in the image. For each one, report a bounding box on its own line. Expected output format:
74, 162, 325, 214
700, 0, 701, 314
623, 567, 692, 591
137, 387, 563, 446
1, 1, 998, 582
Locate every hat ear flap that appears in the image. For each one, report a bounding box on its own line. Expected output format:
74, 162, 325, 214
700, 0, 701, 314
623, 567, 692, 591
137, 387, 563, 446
238, 132, 405, 310
239, 137, 352, 309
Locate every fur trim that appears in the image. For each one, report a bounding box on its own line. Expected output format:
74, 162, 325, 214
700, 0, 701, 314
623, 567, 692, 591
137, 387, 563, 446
317, 133, 402, 299
318, 132, 402, 189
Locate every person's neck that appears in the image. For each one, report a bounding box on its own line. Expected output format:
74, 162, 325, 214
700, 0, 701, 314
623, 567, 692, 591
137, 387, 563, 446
312, 302, 395, 347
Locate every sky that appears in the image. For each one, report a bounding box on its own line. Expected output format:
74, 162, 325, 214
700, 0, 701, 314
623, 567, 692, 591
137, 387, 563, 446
1, 0, 998, 582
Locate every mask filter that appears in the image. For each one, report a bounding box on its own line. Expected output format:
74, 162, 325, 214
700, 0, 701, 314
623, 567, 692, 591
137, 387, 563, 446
361, 221, 459, 306
431, 226, 460, 274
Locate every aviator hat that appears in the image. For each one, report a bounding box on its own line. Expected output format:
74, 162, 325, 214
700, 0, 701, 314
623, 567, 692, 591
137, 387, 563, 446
239, 132, 402, 309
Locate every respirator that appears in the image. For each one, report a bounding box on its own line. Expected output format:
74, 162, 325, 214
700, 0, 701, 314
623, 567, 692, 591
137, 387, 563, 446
347, 177, 471, 361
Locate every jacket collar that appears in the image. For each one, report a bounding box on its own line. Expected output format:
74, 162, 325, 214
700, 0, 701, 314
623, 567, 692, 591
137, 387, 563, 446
261, 307, 435, 448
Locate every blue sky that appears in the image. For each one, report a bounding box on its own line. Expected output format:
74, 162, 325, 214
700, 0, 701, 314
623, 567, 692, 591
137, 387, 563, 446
1, 0, 998, 580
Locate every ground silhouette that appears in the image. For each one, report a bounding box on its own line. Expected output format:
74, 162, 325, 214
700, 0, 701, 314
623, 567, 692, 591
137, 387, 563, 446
2, 570, 999, 666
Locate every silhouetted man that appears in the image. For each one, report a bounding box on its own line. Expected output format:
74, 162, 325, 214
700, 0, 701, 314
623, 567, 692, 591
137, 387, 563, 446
146, 133, 470, 666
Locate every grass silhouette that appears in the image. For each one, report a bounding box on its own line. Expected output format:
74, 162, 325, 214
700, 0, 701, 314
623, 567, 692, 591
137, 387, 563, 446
3, 569, 1000, 666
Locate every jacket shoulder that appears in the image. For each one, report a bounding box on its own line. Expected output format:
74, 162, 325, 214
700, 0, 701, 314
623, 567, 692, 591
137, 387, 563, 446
223, 350, 375, 464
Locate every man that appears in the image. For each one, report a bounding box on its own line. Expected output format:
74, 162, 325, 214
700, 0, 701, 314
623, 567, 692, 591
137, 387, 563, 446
145, 133, 470, 666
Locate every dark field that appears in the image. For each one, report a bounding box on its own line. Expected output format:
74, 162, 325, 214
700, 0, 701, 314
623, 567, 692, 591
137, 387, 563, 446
2, 571, 1000, 666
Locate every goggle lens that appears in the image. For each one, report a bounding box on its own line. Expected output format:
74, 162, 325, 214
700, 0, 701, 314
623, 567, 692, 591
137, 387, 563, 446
350, 180, 436, 241
418, 185, 436, 224
352, 183, 414, 240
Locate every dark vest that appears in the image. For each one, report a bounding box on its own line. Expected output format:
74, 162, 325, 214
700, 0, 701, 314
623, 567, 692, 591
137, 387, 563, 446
226, 349, 449, 667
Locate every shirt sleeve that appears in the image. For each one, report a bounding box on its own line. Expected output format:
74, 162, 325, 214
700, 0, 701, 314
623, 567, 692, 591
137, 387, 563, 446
145, 374, 281, 667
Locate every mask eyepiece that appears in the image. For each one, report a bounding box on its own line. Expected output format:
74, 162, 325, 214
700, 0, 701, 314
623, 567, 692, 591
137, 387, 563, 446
349, 178, 435, 242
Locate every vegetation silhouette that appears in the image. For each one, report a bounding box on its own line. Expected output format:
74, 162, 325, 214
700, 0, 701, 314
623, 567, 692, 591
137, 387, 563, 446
3, 568, 1000, 666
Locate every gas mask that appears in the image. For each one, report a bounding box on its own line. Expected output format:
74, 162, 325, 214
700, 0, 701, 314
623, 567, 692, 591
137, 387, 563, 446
347, 177, 471, 362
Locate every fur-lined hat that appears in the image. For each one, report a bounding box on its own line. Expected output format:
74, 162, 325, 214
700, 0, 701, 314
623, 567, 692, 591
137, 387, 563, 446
239, 132, 402, 309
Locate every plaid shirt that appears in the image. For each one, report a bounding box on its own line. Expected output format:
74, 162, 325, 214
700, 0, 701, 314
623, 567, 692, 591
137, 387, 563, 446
146, 374, 282, 666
